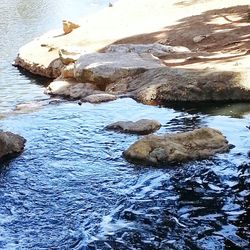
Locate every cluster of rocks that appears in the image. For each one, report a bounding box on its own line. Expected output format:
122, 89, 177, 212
39, 43, 250, 105
105, 119, 231, 166
11, 20, 249, 165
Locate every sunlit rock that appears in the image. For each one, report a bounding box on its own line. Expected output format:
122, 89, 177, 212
45, 78, 98, 99
106, 119, 161, 135
0, 132, 26, 160
124, 128, 230, 165
62, 20, 80, 34
80, 93, 117, 104
74, 52, 165, 89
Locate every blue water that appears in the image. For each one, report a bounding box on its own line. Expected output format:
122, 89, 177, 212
0, 1, 249, 249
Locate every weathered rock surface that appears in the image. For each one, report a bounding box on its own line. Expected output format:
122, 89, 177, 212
0, 132, 26, 160
123, 128, 230, 165
14, 55, 63, 78
109, 67, 250, 104
105, 43, 191, 57
45, 79, 98, 99
74, 52, 164, 89
106, 119, 161, 135
80, 93, 117, 103
62, 20, 80, 34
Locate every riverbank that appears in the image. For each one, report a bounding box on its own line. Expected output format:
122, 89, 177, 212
14, 0, 250, 105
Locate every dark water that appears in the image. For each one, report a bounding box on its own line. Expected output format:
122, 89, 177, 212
0, 1, 250, 250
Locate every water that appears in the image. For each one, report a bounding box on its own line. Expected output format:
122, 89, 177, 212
0, 1, 250, 249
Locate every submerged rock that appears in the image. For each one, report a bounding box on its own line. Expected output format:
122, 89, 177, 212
123, 128, 230, 165
80, 93, 117, 104
74, 52, 164, 89
106, 119, 161, 135
105, 43, 191, 57
0, 132, 26, 160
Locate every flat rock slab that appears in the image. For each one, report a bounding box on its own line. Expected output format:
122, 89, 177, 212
105, 43, 191, 57
0, 132, 26, 160
106, 119, 161, 135
45, 79, 98, 99
123, 128, 230, 165
80, 93, 117, 104
74, 52, 165, 89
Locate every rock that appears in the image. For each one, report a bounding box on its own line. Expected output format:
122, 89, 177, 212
0, 132, 26, 160
105, 119, 161, 135
105, 44, 191, 57
14, 102, 44, 113
59, 46, 87, 65
63, 20, 80, 34
74, 52, 165, 89
13, 99, 63, 114
123, 128, 230, 165
14, 55, 63, 78
80, 93, 117, 103
45, 79, 98, 99
61, 63, 74, 78
193, 35, 209, 43
111, 67, 250, 104
247, 151, 250, 158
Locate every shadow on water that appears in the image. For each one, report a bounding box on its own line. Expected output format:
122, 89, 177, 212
15, 67, 52, 87
161, 101, 250, 118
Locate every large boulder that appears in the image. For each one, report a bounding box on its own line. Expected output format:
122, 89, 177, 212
74, 52, 165, 89
110, 67, 250, 104
0, 132, 26, 160
105, 119, 161, 135
105, 43, 191, 57
123, 128, 230, 165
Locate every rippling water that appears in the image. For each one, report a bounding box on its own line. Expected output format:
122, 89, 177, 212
0, 1, 250, 249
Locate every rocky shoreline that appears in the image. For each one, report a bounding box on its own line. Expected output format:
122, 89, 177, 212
10, 0, 250, 165
13, 0, 250, 105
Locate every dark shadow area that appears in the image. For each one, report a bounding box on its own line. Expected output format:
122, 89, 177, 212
160, 101, 250, 118
0, 153, 22, 168
15, 66, 52, 87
